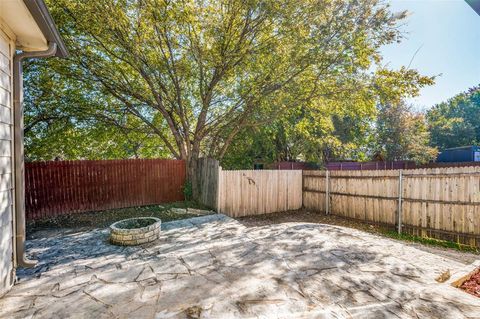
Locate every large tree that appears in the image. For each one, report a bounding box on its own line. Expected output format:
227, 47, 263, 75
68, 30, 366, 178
40, 0, 434, 194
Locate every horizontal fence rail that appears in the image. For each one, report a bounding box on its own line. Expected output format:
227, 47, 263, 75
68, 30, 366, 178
25, 159, 186, 220
303, 167, 480, 247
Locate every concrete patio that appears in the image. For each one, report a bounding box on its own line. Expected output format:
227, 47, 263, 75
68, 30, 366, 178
1, 214, 480, 318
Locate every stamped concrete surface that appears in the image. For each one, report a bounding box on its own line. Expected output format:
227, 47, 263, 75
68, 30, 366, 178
1, 214, 480, 319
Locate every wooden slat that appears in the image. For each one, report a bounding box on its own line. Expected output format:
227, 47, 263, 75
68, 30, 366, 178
195, 158, 220, 209
303, 166, 480, 247
217, 169, 303, 217
25, 159, 186, 220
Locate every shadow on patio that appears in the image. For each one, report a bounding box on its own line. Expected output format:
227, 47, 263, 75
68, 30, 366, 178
2, 214, 479, 318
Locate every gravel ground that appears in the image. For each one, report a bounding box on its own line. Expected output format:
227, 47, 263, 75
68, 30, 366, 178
237, 210, 480, 265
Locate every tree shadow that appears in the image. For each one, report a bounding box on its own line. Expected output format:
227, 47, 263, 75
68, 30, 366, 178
5, 214, 479, 318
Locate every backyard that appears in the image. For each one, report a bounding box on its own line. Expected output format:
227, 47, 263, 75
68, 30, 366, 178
3, 1, 480, 318
1, 208, 480, 318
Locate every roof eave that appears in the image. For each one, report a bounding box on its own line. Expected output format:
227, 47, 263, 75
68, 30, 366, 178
22, 0, 68, 57
466, 0, 480, 16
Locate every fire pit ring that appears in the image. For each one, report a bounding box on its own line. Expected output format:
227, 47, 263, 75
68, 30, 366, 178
110, 217, 161, 246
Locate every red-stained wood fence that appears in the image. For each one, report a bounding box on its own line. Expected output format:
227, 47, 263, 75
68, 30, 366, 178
25, 159, 186, 220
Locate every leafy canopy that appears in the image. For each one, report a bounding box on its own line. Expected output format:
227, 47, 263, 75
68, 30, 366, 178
43, 0, 427, 162
24, 60, 171, 160
27, 0, 435, 169
427, 85, 480, 150
375, 101, 437, 163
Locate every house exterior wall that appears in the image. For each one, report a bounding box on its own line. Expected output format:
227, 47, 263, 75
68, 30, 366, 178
0, 27, 15, 297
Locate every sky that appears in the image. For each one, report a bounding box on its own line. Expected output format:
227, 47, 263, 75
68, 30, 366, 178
380, 0, 480, 111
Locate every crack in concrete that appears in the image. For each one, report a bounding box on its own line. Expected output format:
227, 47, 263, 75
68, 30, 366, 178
82, 290, 112, 308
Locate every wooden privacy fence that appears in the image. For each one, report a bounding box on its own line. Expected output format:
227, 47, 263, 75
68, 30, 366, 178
25, 156, 480, 248
217, 169, 303, 217
303, 167, 480, 247
25, 159, 186, 220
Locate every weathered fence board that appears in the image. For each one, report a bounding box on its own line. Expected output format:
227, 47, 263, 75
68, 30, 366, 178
196, 158, 220, 209
218, 170, 302, 217
25, 159, 186, 220
303, 167, 480, 247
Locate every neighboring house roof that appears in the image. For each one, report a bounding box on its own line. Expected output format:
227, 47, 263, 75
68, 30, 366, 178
466, 0, 480, 16
0, 0, 67, 57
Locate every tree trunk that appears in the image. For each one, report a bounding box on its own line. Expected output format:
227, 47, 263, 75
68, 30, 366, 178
186, 148, 201, 202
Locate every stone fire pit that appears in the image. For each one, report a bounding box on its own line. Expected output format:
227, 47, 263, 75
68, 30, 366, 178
110, 217, 161, 246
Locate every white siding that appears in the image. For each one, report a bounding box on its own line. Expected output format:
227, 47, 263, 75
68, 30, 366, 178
0, 122, 10, 140
0, 36, 8, 59
0, 139, 11, 157
0, 87, 10, 107
0, 28, 14, 297
0, 105, 11, 124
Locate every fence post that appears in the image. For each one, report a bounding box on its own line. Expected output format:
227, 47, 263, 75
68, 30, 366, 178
325, 170, 330, 215
397, 170, 403, 234
301, 170, 304, 209
216, 165, 223, 213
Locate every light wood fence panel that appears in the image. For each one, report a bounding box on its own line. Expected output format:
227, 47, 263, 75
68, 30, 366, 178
218, 170, 302, 217
303, 167, 480, 247
400, 166, 480, 246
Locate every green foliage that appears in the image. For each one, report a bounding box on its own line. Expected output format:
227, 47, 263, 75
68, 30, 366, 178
221, 101, 377, 168
427, 86, 480, 150
37, 0, 430, 163
384, 231, 478, 253
24, 59, 172, 161
25, 0, 435, 167
182, 181, 193, 202
375, 101, 437, 163
221, 71, 435, 167
374, 67, 435, 104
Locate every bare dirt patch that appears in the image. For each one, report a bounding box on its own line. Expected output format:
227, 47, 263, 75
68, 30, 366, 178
26, 201, 211, 238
